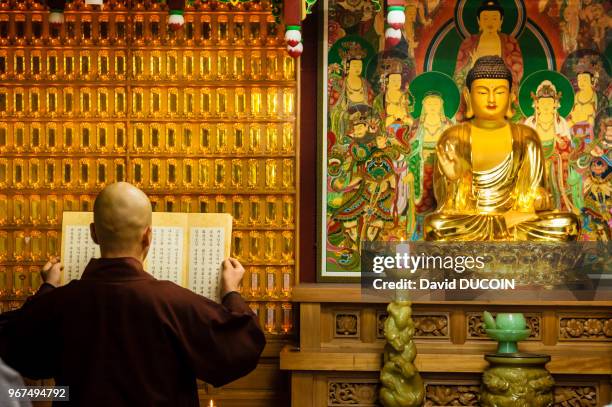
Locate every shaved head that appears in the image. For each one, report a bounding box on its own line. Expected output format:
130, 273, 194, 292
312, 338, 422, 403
92, 182, 152, 257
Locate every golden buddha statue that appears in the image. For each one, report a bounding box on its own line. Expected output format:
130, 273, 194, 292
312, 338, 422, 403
424, 56, 580, 241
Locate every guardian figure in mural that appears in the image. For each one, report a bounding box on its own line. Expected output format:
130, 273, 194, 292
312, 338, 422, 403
573, 108, 612, 240
453, 0, 523, 98
328, 104, 410, 267
424, 56, 580, 241
521, 77, 574, 212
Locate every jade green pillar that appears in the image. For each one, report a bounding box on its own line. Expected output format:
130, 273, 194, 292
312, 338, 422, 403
379, 290, 424, 407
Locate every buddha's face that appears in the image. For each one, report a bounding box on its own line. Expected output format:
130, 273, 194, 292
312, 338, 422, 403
577, 73, 593, 91
423, 96, 443, 116
387, 73, 402, 91
468, 78, 511, 121
347, 60, 363, 77
478, 10, 503, 35
536, 97, 556, 116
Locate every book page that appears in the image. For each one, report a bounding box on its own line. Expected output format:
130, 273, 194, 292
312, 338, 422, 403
146, 226, 184, 286
186, 213, 233, 303
62, 224, 100, 282
188, 227, 225, 302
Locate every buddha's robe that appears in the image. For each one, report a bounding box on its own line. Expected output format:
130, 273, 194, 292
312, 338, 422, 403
424, 123, 580, 241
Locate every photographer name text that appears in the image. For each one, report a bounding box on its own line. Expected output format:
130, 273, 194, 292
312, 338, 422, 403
371, 278, 516, 290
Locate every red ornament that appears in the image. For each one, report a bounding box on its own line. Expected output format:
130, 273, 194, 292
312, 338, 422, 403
385, 27, 402, 48
285, 28, 302, 47
168, 13, 185, 31
287, 42, 303, 58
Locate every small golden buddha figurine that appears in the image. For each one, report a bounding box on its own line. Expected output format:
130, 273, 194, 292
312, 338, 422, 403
424, 56, 580, 241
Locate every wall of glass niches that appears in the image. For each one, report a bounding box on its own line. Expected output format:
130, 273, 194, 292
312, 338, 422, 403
0, 0, 297, 335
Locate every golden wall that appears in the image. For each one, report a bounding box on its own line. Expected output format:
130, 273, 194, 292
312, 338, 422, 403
0, 1, 298, 343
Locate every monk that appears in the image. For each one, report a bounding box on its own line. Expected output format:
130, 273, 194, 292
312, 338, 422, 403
0, 182, 265, 407
424, 56, 580, 241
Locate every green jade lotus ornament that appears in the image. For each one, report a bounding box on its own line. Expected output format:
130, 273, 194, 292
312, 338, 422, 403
483, 311, 531, 354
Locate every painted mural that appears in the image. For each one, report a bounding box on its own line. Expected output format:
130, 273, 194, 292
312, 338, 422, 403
322, 0, 611, 277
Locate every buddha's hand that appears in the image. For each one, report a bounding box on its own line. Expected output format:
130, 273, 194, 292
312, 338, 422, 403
436, 142, 462, 180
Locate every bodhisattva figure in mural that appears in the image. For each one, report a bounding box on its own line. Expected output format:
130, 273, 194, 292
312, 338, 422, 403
523, 80, 574, 211
560, 1, 580, 53
406, 92, 453, 238
454, 0, 523, 96
329, 42, 374, 139
424, 56, 581, 241
404, 0, 431, 57
328, 104, 408, 258
567, 61, 598, 147
374, 59, 414, 130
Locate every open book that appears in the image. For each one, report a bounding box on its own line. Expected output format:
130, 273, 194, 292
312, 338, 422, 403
60, 212, 232, 303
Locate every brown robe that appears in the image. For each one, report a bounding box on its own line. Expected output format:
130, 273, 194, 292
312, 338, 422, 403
0, 257, 266, 407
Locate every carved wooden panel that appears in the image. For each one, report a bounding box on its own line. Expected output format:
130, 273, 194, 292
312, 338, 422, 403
467, 312, 541, 340
376, 311, 386, 339
334, 311, 360, 338
376, 311, 450, 339
424, 383, 480, 406
559, 316, 612, 341
554, 385, 598, 406
325, 378, 603, 407
328, 379, 378, 406
413, 313, 450, 339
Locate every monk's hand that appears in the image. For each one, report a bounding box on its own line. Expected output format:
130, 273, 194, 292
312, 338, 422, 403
41, 256, 63, 287
221, 257, 245, 297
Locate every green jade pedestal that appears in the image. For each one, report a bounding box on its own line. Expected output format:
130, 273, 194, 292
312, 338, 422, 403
480, 312, 554, 407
